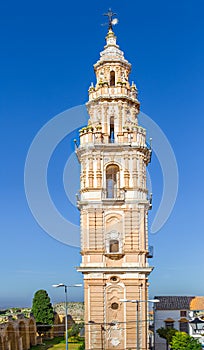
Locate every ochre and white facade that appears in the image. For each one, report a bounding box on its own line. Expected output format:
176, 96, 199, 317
77, 28, 153, 350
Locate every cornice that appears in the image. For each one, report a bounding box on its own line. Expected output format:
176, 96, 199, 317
77, 266, 154, 275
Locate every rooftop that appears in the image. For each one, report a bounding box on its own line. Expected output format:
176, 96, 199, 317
155, 296, 194, 310
190, 297, 204, 311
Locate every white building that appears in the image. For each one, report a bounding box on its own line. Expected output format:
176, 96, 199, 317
189, 297, 204, 348
154, 296, 193, 350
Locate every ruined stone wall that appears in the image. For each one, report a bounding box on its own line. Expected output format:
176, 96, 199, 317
0, 314, 37, 350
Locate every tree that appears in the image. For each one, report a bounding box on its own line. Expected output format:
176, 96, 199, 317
170, 332, 201, 350
31, 289, 54, 336
68, 322, 84, 339
157, 327, 177, 350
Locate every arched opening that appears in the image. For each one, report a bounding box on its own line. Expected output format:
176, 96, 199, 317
19, 321, 27, 350
29, 320, 36, 346
110, 70, 115, 86
0, 336, 3, 350
106, 164, 119, 198
2, 336, 7, 350
110, 239, 119, 253
6, 324, 16, 350
109, 116, 114, 143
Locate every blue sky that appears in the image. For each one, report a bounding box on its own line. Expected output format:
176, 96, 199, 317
1, 0, 204, 308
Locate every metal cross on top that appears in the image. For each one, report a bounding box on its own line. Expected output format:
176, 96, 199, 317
103, 8, 118, 30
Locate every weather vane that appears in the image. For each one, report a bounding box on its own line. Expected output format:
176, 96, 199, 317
103, 8, 118, 30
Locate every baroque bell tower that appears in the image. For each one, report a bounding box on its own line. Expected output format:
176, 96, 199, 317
77, 13, 153, 350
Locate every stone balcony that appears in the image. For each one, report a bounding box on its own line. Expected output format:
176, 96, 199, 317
76, 188, 126, 208
101, 188, 125, 202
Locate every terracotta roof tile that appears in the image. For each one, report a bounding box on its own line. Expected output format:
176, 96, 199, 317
190, 297, 204, 311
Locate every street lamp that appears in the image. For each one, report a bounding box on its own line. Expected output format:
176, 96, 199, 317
120, 298, 160, 350
52, 283, 82, 350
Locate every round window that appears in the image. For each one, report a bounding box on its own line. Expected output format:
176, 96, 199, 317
111, 302, 119, 310
110, 276, 118, 282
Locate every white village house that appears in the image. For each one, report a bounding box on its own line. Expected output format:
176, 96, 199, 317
154, 296, 204, 350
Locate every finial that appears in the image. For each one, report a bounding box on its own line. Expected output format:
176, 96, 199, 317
89, 82, 95, 90
74, 139, 78, 149
131, 81, 136, 89
103, 8, 118, 30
